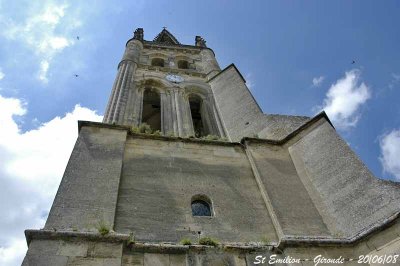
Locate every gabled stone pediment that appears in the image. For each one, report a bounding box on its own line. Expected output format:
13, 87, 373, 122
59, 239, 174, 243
153, 29, 180, 45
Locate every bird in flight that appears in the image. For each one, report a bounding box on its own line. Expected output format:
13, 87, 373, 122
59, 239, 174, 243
76, 36, 80, 40
351, 60, 356, 64
74, 74, 79, 77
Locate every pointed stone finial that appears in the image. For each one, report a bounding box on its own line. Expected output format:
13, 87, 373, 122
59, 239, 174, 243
133, 28, 144, 41
195, 36, 206, 47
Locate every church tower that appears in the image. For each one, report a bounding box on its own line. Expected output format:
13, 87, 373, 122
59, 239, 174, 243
102, 28, 225, 139
23, 28, 400, 266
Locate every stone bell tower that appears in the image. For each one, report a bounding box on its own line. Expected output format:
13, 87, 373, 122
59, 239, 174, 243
22, 28, 400, 266
103, 28, 225, 139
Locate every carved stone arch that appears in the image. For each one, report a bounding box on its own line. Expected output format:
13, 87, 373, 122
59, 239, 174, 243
184, 85, 221, 138
137, 78, 168, 133
147, 51, 170, 59
183, 83, 211, 97
148, 52, 170, 67
138, 77, 169, 93
175, 55, 193, 69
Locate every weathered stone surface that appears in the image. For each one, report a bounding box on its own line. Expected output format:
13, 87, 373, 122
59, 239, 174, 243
122, 253, 144, 266
144, 253, 169, 266
88, 242, 123, 258
288, 119, 400, 238
247, 141, 331, 237
114, 137, 278, 243
169, 254, 187, 266
57, 241, 88, 257
26, 239, 60, 256
45, 126, 127, 231
66, 257, 121, 266
257, 114, 310, 140
22, 254, 68, 266
209, 65, 265, 142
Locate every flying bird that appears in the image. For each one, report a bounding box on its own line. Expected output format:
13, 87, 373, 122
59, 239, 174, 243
351, 60, 356, 64
74, 74, 79, 77
76, 36, 80, 40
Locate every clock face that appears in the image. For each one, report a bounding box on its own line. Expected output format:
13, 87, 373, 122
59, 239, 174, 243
166, 74, 184, 83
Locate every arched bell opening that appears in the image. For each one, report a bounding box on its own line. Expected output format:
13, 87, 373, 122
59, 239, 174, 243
142, 88, 161, 131
189, 94, 208, 138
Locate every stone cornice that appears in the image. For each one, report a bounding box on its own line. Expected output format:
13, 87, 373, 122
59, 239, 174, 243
125, 38, 216, 57
136, 64, 207, 78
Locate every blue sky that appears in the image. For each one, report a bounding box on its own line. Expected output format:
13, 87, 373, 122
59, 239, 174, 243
0, 1, 399, 265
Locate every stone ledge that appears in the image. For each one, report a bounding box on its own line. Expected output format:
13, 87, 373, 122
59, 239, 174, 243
277, 211, 400, 248
78, 120, 239, 147
25, 230, 275, 253
78, 112, 331, 148
25, 212, 400, 254
25, 230, 130, 245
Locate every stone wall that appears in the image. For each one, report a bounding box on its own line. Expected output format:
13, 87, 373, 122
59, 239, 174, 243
24, 119, 400, 265
209, 65, 266, 141
288, 119, 400, 238
23, 238, 123, 266
114, 136, 278, 244
246, 142, 331, 237
45, 126, 127, 231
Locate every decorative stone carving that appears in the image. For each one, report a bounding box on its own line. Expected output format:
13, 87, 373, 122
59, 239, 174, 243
133, 28, 144, 41
195, 36, 206, 47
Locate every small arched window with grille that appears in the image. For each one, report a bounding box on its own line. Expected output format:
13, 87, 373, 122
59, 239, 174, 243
191, 195, 212, 217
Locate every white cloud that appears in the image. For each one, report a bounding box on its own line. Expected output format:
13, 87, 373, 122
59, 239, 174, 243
1, 3, 79, 83
0, 94, 102, 266
392, 73, 400, 81
388, 73, 400, 90
40, 4, 66, 25
245, 73, 255, 90
316, 69, 370, 129
0, 68, 4, 80
38, 60, 49, 83
312, 76, 324, 87
0, 239, 27, 266
379, 129, 400, 181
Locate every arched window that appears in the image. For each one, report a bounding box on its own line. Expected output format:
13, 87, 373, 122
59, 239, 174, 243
151, 58, 164, 67
189, 94, 207, 137
191, 195, 212, 216
177, 60, 189, 69
142, 88, 161, 131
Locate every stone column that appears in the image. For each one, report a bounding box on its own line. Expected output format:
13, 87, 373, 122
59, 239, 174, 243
162, 89, 174, 135
204, 94, 226, 137
122, 80, 140, 126
160, 91, 166, 134
180, 92, 195, 137
174, 88, 184, 137
184, 94, 195, 137
103, 37, 143, 124
136, 87, 144, 125
212, 104, 226, 138
201, 100, 214, 136
170, 90, 178, 136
